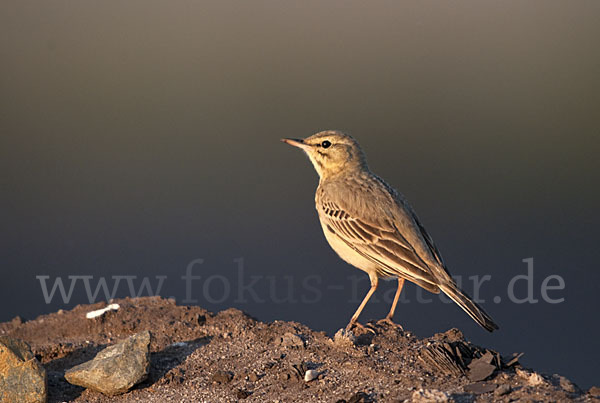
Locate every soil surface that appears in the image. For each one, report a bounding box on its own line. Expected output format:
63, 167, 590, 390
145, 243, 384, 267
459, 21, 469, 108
1, 296, 597, 402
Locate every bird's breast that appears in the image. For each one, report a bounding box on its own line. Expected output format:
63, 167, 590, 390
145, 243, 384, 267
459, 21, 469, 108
317, 214, 380, 276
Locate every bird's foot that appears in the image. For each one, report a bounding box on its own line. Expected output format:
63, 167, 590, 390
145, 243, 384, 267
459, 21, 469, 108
377, 317, 404, 331
345, 321, 376, 334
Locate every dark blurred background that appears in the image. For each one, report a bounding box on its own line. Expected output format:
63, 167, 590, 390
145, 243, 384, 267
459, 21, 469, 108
1, 0, 599, 388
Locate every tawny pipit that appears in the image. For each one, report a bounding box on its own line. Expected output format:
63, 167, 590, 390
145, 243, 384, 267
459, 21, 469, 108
282, 130, 498, 332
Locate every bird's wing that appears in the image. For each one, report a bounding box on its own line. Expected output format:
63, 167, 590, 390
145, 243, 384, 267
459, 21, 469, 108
318, 182, 442, 293
398, 197, 446, 269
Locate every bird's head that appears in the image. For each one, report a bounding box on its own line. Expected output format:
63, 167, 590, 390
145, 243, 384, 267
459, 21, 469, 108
282, 130, 367, 179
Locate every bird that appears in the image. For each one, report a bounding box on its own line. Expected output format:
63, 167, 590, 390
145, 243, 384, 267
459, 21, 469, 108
281, 130, 498, 332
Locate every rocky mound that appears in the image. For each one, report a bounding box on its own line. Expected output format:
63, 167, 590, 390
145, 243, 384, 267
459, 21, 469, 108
0, 296, 597, 402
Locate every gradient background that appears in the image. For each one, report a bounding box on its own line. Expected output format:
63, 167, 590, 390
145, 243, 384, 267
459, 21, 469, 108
1, 0, 599, 389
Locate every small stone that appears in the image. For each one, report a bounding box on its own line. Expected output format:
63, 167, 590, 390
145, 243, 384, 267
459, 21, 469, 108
85, 303, 120, 319
0, 336, 47, 403
464, 381, 496, 394
248, 372, 259, 382
411, 388, 451, 402
589, 386, 600, 397
211, 370, 234, 384
468, 352, 496, 382
280, 332, 305, 348
495, 384, 511, 396
304, 369, 319, 382
64, 330, 151, 396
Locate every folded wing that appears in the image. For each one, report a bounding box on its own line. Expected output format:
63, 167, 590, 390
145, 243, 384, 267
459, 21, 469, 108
320, 197, 442, 293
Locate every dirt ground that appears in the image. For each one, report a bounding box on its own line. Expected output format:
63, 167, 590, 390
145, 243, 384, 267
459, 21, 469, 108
1, 296, 597, 402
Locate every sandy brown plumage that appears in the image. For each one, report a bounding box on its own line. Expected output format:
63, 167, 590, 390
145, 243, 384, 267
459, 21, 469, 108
282, 130, 498, 332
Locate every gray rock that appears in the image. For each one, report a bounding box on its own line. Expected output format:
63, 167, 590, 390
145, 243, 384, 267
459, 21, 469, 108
0, 336, 47, 403
64, 330, 151, 396
304, 369, 318, 382
467, 352, 496, 382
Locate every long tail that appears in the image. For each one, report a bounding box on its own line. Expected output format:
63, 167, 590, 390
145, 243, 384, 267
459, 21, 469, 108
439, 282, 499, 332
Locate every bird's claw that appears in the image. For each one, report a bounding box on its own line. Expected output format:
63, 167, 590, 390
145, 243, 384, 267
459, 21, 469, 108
377, 317, 404, 331
346, 321, 376, 334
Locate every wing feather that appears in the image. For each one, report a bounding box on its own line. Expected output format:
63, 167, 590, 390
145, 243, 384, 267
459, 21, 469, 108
319, 200, 441, 292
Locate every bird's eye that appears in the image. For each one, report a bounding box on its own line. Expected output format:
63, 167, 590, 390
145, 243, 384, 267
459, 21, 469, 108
321, 140, 331, 148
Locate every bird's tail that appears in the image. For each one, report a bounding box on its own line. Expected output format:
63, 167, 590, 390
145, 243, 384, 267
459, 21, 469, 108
439, 282, 499, 332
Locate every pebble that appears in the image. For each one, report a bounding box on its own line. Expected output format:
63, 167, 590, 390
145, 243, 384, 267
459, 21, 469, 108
85, 303, 120, 319
64, 330, 151, 396
304, 369, 319, 382
467, 352, 496, 382
0, 336, 47, 403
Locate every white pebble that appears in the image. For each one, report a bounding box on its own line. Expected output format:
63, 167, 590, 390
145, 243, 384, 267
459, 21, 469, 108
304, 369, 318, 382
86, 303, 120, 319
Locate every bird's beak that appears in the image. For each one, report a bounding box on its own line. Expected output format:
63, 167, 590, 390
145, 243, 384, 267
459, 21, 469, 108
281, 138, 311, 151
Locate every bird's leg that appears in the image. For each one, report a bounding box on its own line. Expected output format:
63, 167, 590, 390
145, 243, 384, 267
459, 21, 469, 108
378, 278, 405, 329
346, 275, 378, 332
